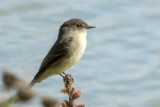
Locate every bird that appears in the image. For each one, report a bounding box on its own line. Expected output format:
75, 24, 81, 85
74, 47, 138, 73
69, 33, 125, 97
30, 18, 95, 87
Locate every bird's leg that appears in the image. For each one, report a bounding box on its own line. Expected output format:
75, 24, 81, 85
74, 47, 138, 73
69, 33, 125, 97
61, 72, 69, 82
59, 73, 74, 84
62, 72, 66, 75
59, 73, 67, 83
59, 72, 66, 77
59, 73, 65, 78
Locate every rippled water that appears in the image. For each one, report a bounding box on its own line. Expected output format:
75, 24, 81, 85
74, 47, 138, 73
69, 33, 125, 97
1, 0, 160, 107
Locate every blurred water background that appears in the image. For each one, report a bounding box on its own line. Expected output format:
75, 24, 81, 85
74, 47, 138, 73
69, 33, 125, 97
0, 0, 160, 107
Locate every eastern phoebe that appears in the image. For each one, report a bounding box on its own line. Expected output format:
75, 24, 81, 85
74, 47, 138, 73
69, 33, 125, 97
30, 18, 95, 87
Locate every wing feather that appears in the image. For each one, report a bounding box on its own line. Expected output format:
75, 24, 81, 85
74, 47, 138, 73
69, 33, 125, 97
30, 42, 68, 86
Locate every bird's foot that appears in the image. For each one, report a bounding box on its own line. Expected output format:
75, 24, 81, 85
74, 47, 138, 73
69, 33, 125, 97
59, 73, 65, 78
59, 73, 74, 84
59, 72, 67, 83
62, 72, 66, 75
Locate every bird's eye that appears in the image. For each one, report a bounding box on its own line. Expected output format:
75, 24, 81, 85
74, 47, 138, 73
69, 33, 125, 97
76, 23, 82, 28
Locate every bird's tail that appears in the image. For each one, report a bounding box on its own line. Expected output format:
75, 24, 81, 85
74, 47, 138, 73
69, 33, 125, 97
29, 78, 37, 88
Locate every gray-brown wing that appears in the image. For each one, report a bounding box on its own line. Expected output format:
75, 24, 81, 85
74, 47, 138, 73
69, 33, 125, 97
31, 42, 68, 85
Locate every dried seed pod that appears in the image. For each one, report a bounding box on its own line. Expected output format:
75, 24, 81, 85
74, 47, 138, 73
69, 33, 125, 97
2, 71, 19, 90
70, 87, 76, 97
69, 101, 76, 107
77, 104, 85, 107
61, 88, 68, 93
17, 88, 34, 102
72, 91, 81, 100
59, 100, 69, 107
42, 97, 58, 107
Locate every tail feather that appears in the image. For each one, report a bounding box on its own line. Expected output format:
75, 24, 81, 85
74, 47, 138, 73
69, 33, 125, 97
29, 79, 37, 87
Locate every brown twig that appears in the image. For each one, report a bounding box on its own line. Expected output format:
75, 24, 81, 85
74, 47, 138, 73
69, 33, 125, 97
60, 74, 85, 107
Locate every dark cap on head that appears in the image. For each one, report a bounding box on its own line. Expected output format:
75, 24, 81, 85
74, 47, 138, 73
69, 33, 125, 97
61, 18, 95, 30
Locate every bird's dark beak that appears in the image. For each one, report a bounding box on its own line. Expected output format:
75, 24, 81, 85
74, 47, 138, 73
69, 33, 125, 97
87, 25, 96, 29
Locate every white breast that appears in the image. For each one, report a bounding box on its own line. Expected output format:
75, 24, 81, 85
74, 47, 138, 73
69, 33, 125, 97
78, 32, 87, 56
69, 31, 87, 65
